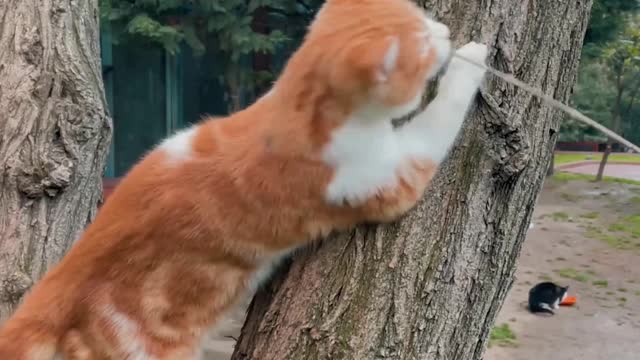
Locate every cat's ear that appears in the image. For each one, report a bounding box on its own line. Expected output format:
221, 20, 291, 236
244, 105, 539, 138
346, 36, 400, 85
374, 36, 400, 83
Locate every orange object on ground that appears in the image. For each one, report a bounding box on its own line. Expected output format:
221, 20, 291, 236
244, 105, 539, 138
560, 295, 577, 306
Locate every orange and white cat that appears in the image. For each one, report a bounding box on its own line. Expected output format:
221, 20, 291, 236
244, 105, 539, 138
0, 0, 488, 358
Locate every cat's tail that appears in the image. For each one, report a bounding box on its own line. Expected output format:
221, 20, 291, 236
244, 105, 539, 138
0, 317, 60, 360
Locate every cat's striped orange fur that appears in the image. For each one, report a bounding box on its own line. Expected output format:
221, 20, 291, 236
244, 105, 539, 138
0, 0, 488, 358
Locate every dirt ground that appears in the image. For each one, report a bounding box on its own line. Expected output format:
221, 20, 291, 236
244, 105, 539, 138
202, 178, 640, 360
562, 162, 640, 181
485, 179, 640, 360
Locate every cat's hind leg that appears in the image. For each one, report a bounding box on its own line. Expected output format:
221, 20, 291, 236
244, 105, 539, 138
532, 303, 555, 316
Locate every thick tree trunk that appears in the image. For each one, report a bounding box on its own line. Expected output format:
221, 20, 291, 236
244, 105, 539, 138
225, 64, 244, 113
0, 0, 111, 320
231, 1, 592, 359
547, 150, 555, 176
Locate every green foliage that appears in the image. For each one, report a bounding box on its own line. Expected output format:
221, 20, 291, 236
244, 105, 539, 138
99, 0, 322, 110
565, 12, 640, 145
583, 0, 639, 59
561, 61, 613, 142
552, 171, 640, 186
585, 0, 639, 47
554, 268, 591, 282
100, 0, 317, 56
599, 22, 640, 141
592, 279, 609, 287
489, 324, 517, 348
554, 152, 640, 164
580, 212, 600, 219
550, 212, 570, 221
585, 224, 640, 250
601, 25, 640, 82
126, 13, 184, 54
610, 214, 640, 238
201, 0, 289, 60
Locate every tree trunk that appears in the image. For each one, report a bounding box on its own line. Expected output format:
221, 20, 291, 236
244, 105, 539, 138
597, 69, 626, 182
0, 0, 111, 320
225, 64, 244, 113
595, 140, 612, 181
231, 1, 592, 359
547, 149, 555, 177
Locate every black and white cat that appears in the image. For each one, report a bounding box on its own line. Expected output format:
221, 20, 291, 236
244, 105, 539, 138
528, 282, 569, 315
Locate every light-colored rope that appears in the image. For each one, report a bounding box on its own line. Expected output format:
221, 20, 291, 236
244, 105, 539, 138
452, 53, 640, 154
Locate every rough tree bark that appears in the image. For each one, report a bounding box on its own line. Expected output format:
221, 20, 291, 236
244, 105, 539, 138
547, 148, 555, 176
0, 0, 111, 320
231, 0, 591, 359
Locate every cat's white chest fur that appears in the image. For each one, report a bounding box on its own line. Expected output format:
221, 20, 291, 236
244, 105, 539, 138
322, 114, 404, 206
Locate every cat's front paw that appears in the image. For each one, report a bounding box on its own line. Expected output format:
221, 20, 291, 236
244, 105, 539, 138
456, 41, 488, 66
325, 181, 370, 208
440, 42, 488, 91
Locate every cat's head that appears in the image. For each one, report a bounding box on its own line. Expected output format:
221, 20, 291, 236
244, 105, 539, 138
557, 285, 569, 296
293, 0, 452, 119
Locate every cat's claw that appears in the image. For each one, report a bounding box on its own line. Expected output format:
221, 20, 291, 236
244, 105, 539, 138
439, 41, 488, 91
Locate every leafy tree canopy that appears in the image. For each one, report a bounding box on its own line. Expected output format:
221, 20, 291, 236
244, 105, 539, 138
564, 15, 640, 145
583, 0, 639, 57
585, 0, 639, 44
99, 0, 322, 111
99, 0, 319, 57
